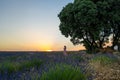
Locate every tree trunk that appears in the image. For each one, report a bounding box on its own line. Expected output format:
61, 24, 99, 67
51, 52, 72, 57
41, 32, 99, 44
118, 43, 120, 51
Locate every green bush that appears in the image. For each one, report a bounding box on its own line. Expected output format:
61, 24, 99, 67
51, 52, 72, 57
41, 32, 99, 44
19, 59, 43, 70
73, 56, 84, 62
90, 55, 116, 66
0, 61, 19, 74
40, 64, 86, 80
0, 59, 43, 74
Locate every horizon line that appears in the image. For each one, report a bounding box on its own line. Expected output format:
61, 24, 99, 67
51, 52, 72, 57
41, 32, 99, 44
0, 50, 85, 52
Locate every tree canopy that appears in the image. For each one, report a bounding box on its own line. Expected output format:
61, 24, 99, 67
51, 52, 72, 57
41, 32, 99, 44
58, 0, 120, 53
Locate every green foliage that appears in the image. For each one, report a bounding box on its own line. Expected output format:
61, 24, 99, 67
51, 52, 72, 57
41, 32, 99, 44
20, 59, 42, 70
73, 55, 84, 62
30, 72, 40, 80
0, 59, 42, 74
0, 61, 20, 74
40, 64, 86, 80
90, 55, 117, 66
58, 0, 120, 53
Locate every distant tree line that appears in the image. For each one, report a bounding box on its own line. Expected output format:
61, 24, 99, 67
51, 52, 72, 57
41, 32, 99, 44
58, 0, 120, 53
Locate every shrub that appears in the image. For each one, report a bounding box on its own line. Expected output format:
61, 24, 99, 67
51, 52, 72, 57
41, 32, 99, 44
0, 61, 19, 74
19, 59, 43, 70
0, 59, 42, 74
90, 55, 116, 66
73, 56, 84, 62
89, 54, 120, 79
40, 64, 86, 80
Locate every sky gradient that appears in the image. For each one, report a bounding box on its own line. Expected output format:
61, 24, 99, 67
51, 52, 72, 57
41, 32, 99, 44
0, 0, 85, 51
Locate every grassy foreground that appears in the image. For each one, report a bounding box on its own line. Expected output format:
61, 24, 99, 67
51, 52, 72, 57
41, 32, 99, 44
0, 59, 42, 74
40, 64, 86, 80
0, 51, 120, 80
89, 54, 120, 80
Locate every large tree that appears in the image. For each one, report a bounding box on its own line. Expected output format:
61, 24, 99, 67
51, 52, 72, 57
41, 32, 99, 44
108, 0, 120, 51
58, 0, 120, 53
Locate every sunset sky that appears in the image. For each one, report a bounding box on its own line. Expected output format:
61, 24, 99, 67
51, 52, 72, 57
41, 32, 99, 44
0, 0, 85, 51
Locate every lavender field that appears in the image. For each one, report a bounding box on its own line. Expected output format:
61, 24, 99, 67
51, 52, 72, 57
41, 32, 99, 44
0, 51, 120, 80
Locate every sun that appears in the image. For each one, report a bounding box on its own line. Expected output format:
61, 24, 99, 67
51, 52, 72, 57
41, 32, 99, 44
46, 50, 53, 52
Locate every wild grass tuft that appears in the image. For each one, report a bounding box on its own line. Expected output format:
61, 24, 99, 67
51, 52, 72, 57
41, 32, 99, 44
90, 55, 116, 66
19, 59, 43, 70
0, 61, 20, 74
40, 64, 86, 80
30, 72, 40, 80
0, 58, 42, 74
73, 56, 84, 62
89, 55, 120, 80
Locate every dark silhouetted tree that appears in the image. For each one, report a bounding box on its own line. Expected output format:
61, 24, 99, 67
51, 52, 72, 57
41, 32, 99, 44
58, 0, 120, 53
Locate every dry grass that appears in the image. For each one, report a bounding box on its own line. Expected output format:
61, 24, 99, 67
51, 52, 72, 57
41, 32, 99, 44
92, 63, 120, 80
89, 54, 120, 80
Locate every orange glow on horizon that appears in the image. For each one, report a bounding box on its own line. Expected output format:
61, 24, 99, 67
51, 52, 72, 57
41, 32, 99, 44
0, 41, 86, 51
46, 50, 53, 52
